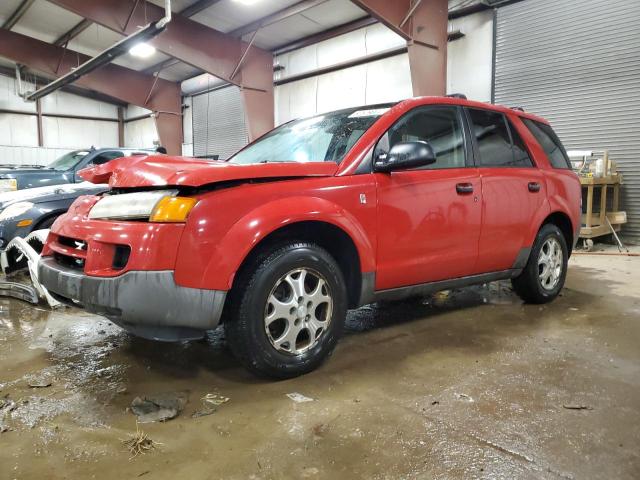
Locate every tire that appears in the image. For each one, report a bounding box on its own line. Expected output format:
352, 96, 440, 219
512, 223, 568, 304
225, 241, 347, 379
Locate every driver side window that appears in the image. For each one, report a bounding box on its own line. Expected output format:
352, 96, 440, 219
374, 106, 467, 170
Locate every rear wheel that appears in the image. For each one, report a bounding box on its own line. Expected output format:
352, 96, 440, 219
225, 242, 347, 379
512, 224, 568, 304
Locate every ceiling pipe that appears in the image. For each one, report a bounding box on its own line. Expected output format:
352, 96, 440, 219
25, 0, 172, 102
156, 0, 172, 28
15, 64, 27, 98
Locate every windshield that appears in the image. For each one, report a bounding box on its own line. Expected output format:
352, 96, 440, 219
229, 105, 393, 165
48, 150, 90, 171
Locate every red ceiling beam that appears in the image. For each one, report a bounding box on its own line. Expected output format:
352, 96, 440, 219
49, 0, 274, 140
350, 0, 448, 96
0, 28, 182, 154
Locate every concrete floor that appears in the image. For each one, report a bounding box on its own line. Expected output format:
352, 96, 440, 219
1, 252, 639, 480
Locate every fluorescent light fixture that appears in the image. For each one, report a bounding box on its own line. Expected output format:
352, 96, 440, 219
234, 0, 262, 5
129, 42, 156, 58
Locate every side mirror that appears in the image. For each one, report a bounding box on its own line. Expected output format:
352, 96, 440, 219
374, 141, 436, 173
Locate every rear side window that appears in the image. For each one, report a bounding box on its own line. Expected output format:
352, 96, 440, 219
522, 118, 572, 169
467, 108, 533, 168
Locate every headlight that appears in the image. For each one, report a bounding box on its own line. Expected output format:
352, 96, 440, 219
0, 201, 33, 221
88, 190, 197, 223
0, 179, 17, 192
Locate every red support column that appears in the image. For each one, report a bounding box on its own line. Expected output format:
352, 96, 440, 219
238, 48, 274, 141
407, 0, 448, 97
154, 113, 183, 156
351, 0, 448, 96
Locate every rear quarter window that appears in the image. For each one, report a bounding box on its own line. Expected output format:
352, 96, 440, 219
522, 119, 572, 169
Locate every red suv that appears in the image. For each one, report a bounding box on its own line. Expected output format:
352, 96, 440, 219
38, 97, 581, 378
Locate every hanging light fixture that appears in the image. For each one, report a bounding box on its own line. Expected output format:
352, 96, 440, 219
129, 42, 157, 58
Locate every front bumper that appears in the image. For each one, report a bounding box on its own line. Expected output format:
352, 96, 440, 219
38, 257, 227, 341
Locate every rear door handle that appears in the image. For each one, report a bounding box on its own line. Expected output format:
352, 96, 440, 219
456, 183, 474, 194
528, 182, 541, 192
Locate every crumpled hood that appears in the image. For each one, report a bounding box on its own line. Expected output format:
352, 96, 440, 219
78, 155, 338, 188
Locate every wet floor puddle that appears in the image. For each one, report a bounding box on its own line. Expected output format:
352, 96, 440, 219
0, 263, 638, 479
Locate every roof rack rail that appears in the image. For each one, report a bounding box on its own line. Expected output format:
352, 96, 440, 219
446, 93, 467, 99
511, 106, 525, 112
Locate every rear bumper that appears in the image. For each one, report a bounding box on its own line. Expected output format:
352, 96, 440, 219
38, 257, 226, 340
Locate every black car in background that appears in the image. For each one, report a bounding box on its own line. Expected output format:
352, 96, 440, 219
0, 147, 152, 192
0, 182, 109, 248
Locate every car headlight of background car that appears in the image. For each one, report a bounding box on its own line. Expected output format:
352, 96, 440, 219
0, 201, 34, 222
88, 190, 197, 222
0, 179, 18, 193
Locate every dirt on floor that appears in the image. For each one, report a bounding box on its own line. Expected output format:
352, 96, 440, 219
0, 252, 639, 480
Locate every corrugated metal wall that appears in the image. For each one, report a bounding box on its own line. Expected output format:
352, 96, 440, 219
494, 0, 640, 241
192, 85, 248, 160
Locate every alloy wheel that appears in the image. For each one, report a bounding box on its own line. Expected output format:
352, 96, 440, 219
264, 268, 333, 355
538, 237, 563, 290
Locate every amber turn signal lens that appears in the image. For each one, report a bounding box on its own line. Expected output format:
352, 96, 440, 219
16, 219, 33, 227
149, 196, 197, 223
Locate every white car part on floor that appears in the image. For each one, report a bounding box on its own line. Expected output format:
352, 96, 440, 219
0, 229, 60, 308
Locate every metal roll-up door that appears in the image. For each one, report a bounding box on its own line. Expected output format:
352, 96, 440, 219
192, 85, 248, 160
494, 0, 640, 241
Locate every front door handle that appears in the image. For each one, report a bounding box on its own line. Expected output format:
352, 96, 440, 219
528, 182, 541, 192
456, 183, 474, 194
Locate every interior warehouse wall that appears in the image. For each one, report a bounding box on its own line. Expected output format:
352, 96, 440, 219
274, 23, 411, 125
0, 73, 119, 165
182, 96, 193, 157
447, 10, 493, 102
124, 105, 158, 151
494, 0, 640, 241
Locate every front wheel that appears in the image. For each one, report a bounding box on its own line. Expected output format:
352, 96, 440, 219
512, 224, 568, 304
225, 242, 347, 379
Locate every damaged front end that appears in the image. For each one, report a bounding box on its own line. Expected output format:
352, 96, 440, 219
0, 229, 60, 307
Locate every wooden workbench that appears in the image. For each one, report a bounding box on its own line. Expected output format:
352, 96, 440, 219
580, 173, 626, 239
